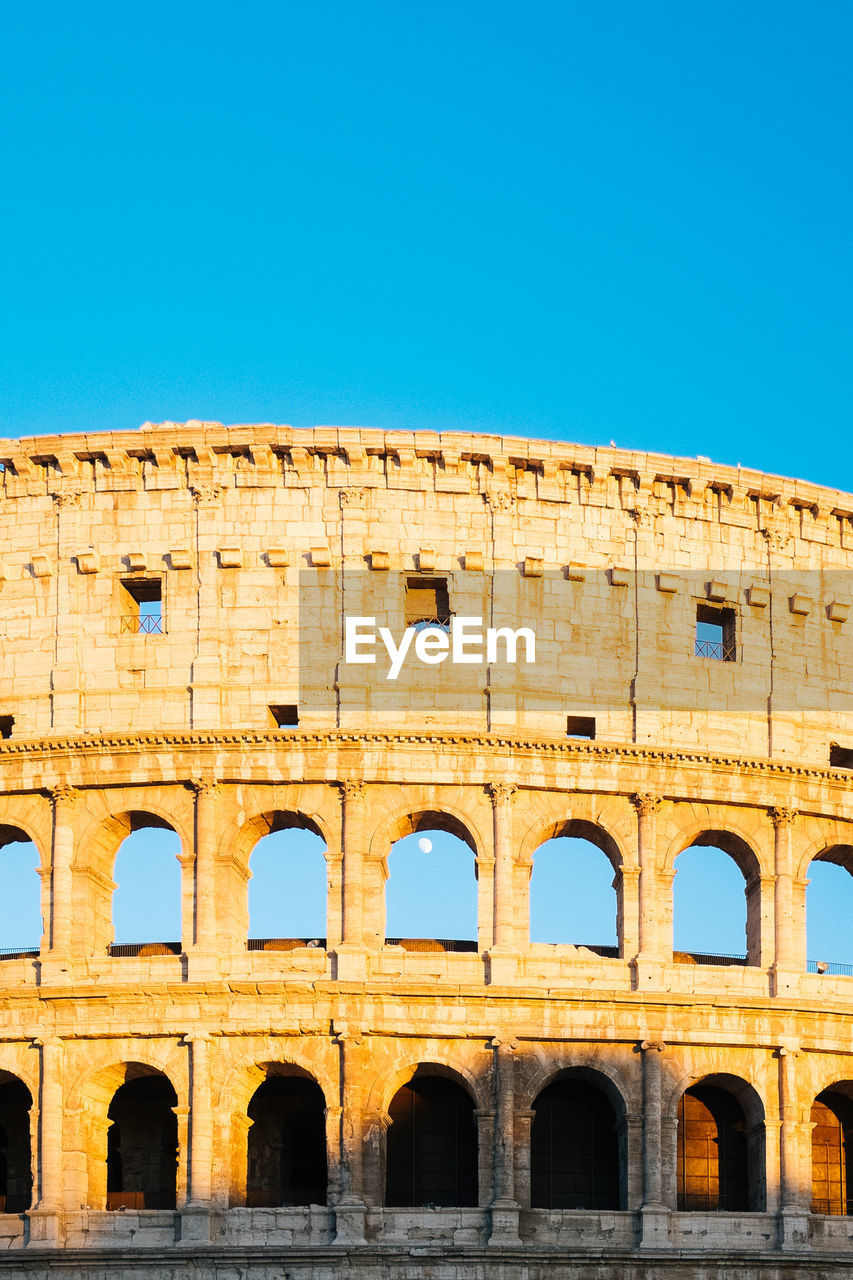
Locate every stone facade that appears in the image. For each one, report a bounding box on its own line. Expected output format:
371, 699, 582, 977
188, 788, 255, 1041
0, 423, 849, 1277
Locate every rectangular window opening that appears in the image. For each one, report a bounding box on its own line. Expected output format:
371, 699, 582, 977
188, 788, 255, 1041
405, 576, 451, 628
269, 704, 299, 728
121, 579, 163, 636
830, 743, 853, 770
0, 716, 14, 739
695, 603, 736, 661
566, 715, 596, 739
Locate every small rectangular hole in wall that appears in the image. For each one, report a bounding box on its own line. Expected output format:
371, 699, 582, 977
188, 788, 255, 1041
269, 704, 299, 728
121, 579, 163, 635
0, 717, 14, 739
830, 743, 853, 769
405, 576, 451, 627
695, 603, 736, 660
566, 716, 596, 739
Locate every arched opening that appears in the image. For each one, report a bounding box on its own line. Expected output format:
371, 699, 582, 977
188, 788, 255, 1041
247, 816, 327, 946
530, 1072, 623, 1208
246, 1068, 327, 1206
806, 847, 853, 973
811, 1085, 853, 1214
0, 1075, 32, 1212
385, 814, 477, 948
673, 833, 760, 965
676, 1076, 762, 1211
0, 827, 41, 955
106, 1071, 178, 1209
385, 1068, 477, 1206
111, 816, 181, 950
529, 823, 620, 953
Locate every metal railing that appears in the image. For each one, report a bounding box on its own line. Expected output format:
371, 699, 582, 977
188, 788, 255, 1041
120, 614, 163, 635
675, 950, 748, 966
248, 937, 326, 951
808, 959, 853, 976
108, 941, 181, 957
385, 937, 479, 952
694, 638, 736, 660
0, 946, 38, 959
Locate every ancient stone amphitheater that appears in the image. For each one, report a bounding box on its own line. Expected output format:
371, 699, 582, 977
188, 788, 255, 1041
0, 421, 851, 1278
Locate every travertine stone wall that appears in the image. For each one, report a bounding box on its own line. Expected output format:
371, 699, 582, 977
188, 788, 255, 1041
0, 424, 850, 1278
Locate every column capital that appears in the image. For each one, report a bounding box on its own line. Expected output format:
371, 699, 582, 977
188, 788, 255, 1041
770, 805, 798, 829
49, 784, 79, 808
189, 777, 220, 798
340, 779, 366, 802
488, 782, 516, 807
490, 1036, 519, 1051
632, 793, 662, 817
638, 1039, 666, 1053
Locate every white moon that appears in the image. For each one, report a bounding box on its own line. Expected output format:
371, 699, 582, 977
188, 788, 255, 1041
418, 837, 433, 853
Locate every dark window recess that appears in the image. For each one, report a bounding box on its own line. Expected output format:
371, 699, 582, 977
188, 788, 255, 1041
385, 1073, 477, 1207
106, 1075, 178, 1210
246, 1076, 327, 1207
531, 1078, 620, 1209
121, 579, 163, 635
676, 1085, 749, 1212
830, 743, 853, 770
405, 577, 451, 628
0, 717, 13, 740
269, 704, 299, 728
566, 716, 596, 739
695, 604, 736, 661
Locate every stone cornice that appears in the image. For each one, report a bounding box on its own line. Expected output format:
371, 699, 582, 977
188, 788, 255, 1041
0, 424, 851, 542
0, 728, 847, 798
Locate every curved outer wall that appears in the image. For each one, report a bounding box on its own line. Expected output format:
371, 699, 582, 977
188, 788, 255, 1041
0, 422, 849, 1277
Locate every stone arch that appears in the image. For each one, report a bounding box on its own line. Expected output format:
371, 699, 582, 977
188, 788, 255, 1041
74, 808, 187, 955
216, 1051, 335, 1209
521, 814, 626, 955
71, 1059, 182, 1211
368, 1056, 485, 1119
668, 1071, 766, 1212
375, 806, 480, 944
0, 1070, 33, 1212
232, 809, 330, 945
529, 1064, 628, 1210
795, 833, 853, 884
518, 814, 624, 873
803, 843, 853, 971
368, 803, 481, 865
383, 1063, 480, 1207
668, 827, 763, 965
0, 818, 46, 954
809, 1078, 853, 1215
519, 1056, 633, 1117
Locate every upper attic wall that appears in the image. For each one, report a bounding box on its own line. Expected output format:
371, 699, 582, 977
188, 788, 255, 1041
0, 422, 850, 551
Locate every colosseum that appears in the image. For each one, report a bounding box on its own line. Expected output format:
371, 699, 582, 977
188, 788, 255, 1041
0, 421, 850, 1278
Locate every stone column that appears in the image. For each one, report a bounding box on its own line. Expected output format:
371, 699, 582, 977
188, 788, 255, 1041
335, 782, 367, 981
488, 784, 518, 984
28, 1037, 65, 1246
45, 786, 77, 979
639, 1040, 671, 1248
514, 1109, 536, 1209
180, 1034, 215, 1243
777, 1043, 811, 1251
619, 865, 641, 960
187, 1035, 213, 1203
632, 795, 664, 973
488, 1037, 521, 1247
333, 1030, 366, 1244
189, 779, 219, 973
770, 807, 802, 993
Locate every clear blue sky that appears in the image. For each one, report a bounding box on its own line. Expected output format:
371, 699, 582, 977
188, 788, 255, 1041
0, 5, 851, 964
1, 1, 851, 492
